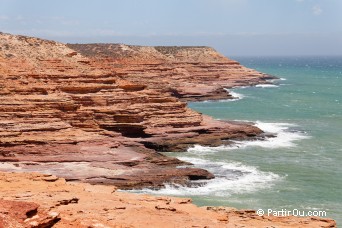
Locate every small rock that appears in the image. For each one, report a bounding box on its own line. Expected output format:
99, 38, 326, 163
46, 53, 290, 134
155, 205, 176, 212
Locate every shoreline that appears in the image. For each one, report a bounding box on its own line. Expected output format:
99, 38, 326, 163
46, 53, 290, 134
0, 32, 270, 189
0, 33, 336, 226
0, 172, 336, 227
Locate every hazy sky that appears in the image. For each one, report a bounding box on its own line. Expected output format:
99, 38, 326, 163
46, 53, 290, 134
1, 0, 341, 56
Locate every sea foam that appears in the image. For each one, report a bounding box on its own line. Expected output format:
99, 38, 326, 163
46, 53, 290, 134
187, 121, 310, 154
255, 84, 279, 88
132, 157, 281, 197
236, 121, 310, 149
223, 88, 245, 100
128, 121, 304, 196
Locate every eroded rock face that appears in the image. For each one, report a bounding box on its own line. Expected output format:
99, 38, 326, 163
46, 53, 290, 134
0, 172, 336, 228
0, 32, 265, 189
0, 32, 336, 227
68, 44, 276, 101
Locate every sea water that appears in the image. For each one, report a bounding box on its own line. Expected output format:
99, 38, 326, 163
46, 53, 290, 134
134, 56, 342, 224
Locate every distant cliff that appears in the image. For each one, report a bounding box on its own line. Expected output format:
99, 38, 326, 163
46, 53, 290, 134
69, 43, 275, 101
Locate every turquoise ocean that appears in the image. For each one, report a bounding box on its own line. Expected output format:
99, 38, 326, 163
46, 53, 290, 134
134, 56, 342, 224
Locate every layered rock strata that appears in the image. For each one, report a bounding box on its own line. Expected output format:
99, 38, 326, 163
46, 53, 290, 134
0, 172, 336, 228
0, 32, 336, 227
68, 44, 276, 101
0, 32, 268, 188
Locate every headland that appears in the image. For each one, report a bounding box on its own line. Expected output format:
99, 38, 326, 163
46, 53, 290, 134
0, 32, 336, 227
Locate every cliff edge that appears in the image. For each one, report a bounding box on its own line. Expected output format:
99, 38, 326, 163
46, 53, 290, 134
0, 32, 336, 227
0, 33, 266, 188
68, 43, 276, 101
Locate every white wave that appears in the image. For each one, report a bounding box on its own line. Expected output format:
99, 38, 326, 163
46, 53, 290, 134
229, 91, 245, 99
187, 121, 310, 155
255, 84, 279, 88
234, 121, 310, 149
202, 98, 240, 103
199, 89, 244, 103
270, 78, 287, 82
131, 157, 281, 197
187, 144, 231, 155
127, 121, 307, 197
255, 121, 294, 134
224, 88, 245, 100
232, 85, 249, 89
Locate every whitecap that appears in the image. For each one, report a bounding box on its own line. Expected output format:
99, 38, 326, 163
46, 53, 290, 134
232, 86, 249, 89
223, 88, 245, 100
201, 98, 240, 103
186, 121, 310, 154
187, 144, 226, 154
255, 84, 279, 88
271, 78, 287, 82
233, 121, 310, 149
127, 121, 307, 197
229, 91, 245, 99
130, 157, 281, 197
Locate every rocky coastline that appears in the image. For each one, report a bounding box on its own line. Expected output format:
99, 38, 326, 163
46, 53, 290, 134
0, 172, 336, 227
0, 32, 269, 188
0, 32, 336, 227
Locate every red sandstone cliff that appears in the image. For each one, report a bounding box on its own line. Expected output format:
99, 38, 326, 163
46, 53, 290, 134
0, 32, 267, 188
68, 44, 276, 101
0, 32, 336, 227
